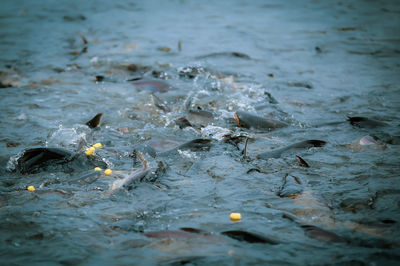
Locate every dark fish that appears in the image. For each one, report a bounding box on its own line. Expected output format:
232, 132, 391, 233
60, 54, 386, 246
347, 116, 388, 128
175, 116, 193, 129
132, 79, 174, 93
287, 82, 313, 89
86, 113, 103, 128
296, 155, 310, 168
257, 140, 327, 160
386, 136, 400, 145
16, 148, 75, 174
150, 93, 171, 113
264, 91, 278, 104
159, 256, 208, 266
300, 225, 346, 243
282, 214, 346, 243
63, 14, 86, 21
144, 230, 200, 239
221, 230, 279, 245
179, 227, 208, 234
94, 75, 104, 82
234, 110, 287, 130
196, 52, 251, 59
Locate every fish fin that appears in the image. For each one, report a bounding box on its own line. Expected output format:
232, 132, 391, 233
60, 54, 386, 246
86, 113, 103, 128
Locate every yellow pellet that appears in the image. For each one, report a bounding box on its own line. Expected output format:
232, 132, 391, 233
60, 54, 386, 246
27, 186, 35, 191
104, 169, 112, 176
92, 143, 103, 149
94, 167, 102, 171
85, 147, 95, 156
230, 213, 241, 221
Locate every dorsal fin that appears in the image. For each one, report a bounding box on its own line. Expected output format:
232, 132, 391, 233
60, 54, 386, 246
86, 113, 103, 128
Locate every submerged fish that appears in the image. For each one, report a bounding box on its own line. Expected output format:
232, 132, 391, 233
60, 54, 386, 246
132, 79, 175, 93
150, 93, 171, 113
175, 116, 193, 129
347, 116, 388, 128
187, 109, 215, 127
300, 225, 347, 243
277, 174, 304, 198
234, 110, 287, 131
159, 139, 212, 157
15, 147, 107, 174
145, 228, 278, 244
196, 52, 251, 59
221, 230, 279, 244
16, 148, 75, 174
145, 230, 201, 239
257, 140, 327, 160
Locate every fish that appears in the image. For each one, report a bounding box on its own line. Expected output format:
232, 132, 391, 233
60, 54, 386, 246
132, 79, 174, 93
159, 139, 212, 157
347, 116, 388, 128
111, 168, 153, 191
15, 147, 108, 174
277, 174, 304, 198
257, 140, 327, 160
282, 213, 346, 243
86, 113, 103, 128
296, 155, 310, 167
68, 171, 102, 185
234, 110, 287, 131
196, 52, 251, 59
145, 230, 203, 239
221, 230, 279, 244
300, 225, 347, 243
179, 227, 209, 234
187, 109, 214, 127
175, 116, 193, 129
150, 93, 171, 113
16, 148, 75, 174
111, 152, 165, 191
359, 135, 381, 146
131, 143, 157, 160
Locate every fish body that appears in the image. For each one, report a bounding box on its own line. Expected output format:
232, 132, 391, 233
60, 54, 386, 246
347, 116, 388, 128
16, 148, 75, 174
111, 169, 152, 191
132, 79, 174, 93
257, 140, 327, 160
234, 110, 287, 130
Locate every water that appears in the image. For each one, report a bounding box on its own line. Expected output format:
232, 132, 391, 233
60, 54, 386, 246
1, 0, 400, 265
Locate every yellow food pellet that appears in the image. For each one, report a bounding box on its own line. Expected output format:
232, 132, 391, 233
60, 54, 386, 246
27, 186, 35, 191
85, 147, 95, 156
104, 169, 112, 176
230, 213, 241, 221
94, 167, 102, 171
92, 143, 103, 149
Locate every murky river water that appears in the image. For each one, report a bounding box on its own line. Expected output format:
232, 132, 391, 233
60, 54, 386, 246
1, 0, 400, 265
